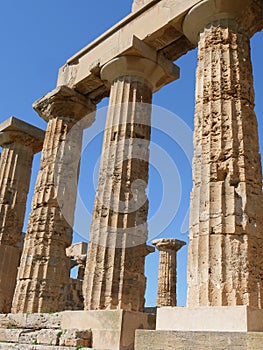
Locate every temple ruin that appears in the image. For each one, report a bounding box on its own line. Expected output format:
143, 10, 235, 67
0, 0, 262, 349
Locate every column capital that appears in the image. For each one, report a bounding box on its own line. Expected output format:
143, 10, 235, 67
100, 55, 180, 93
152, 238, 186, 252
183, 0, 263, 44
0, 117, 44, 153
33, 85, 96, 124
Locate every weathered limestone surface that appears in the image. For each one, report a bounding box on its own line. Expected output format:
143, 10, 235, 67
156, 306, 263, 332
56, 0, 202, 101
12, 86, 95, 313
0, 345, 91, 350
59, 329, 92, 347
0, 312, 93, 348
0, 117, 44, 313
61, 309, 156, 350
132, 0, 154, 12
183, 0, 263, 307
83, 55, 179, 312
152, 238, 186, 307
135, 330, 263, 350
0, 313, 62, 329
57, 0, 262, 103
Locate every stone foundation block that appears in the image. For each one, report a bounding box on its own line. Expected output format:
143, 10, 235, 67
59, 329, 92, 347
156, 306, 263, 332
0, 313, 61, 329
37, 329, 62, 345
0, 344, 92, 350
61, 310, 156, 350
0, 328, 22, 342
18, 330, 40, 344
135, 330, 263, 350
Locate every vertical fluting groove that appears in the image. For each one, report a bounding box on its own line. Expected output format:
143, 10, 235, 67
0, 141, 35, 313
98, 79, 127, 308
85, 79, 125, 308
117, 79, 140, 309
108, 79, 132, 309
104, 79, 127, 306
208, 35, 223, 306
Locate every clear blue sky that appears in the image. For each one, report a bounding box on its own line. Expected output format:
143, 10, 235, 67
0, 1, 262, 307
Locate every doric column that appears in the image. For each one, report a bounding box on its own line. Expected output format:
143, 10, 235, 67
0, 117, 44, 313
83, 56, 179, 311
12, 86, 95, 313
152, 238, 186, 307
183, 0, 263, 307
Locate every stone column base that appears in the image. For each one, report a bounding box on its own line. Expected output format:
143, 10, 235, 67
135, 330, 263, 350
156, 306, 263, 332
61, 310, 156, 350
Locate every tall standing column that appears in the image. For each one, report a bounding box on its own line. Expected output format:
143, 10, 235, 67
152, 238, 186, 307
183, 0, 263, 307
83, 56, 179, 311
0, 117, 44, 313
12, 86, 95, 313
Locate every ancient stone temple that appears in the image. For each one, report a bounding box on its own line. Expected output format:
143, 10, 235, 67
0, 0, 262, 349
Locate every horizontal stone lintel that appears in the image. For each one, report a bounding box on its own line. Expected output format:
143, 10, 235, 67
57, 0, 201, 99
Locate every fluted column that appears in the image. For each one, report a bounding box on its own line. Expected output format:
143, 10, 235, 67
183, 0, 263, 307
12, 86, 95, 313
83, 56, 179, 311
0, 117, 44, 313
152, 238, 186, 307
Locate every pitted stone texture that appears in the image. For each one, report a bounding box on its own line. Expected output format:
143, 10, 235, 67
152, 238, 186, 307
135, 330, 263, 350
83, 56, 179, 313
59, 329, 92, 347
0, 117, 44, 153
0, 117, 44, 313
66, 243, 87, 308
0, 329, 23, 343
184, 9, 263, 306
33, 85, 95, 123
84, 73, 151, 311
0, 313, 62, 329
183, 0, 263, 44
0, 345, 92, 350
83, 56, 158, 312
12, 86, 95, 313
61, 310, 155, 350
0, 328, 60, 345
66, 278, 84, 310
37, 329, 62, 346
